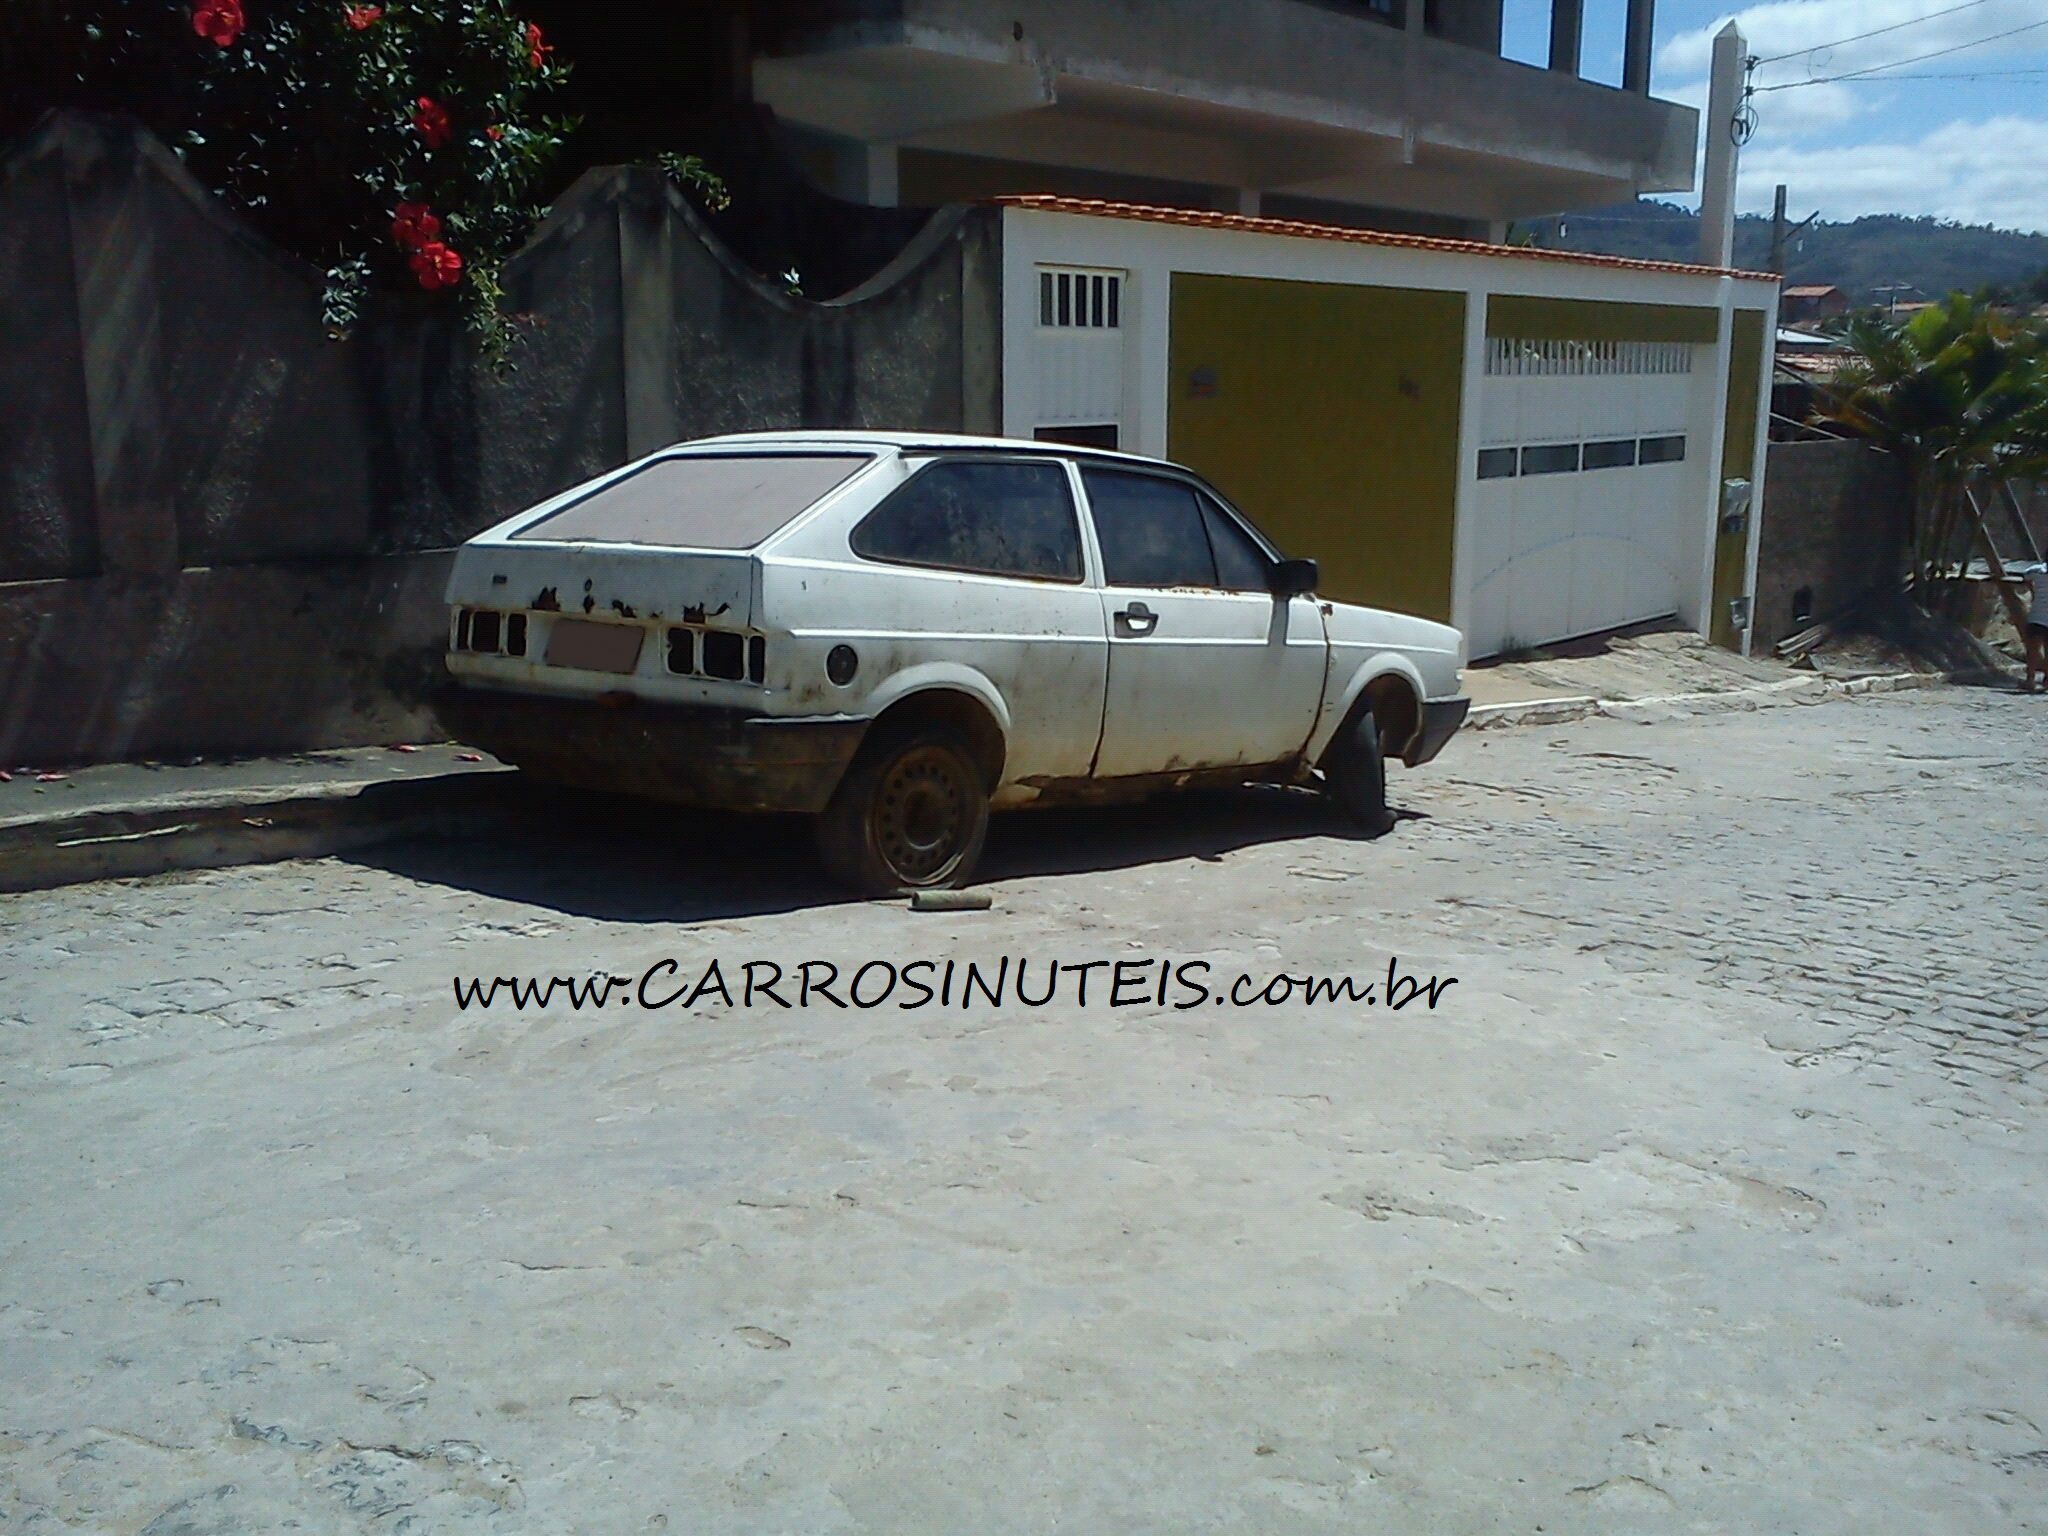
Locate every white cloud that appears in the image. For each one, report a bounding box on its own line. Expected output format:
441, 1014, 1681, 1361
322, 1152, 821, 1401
1664, 72, 1866, 134
1732, 113, 2048, 229
1659, 0, 2048, 88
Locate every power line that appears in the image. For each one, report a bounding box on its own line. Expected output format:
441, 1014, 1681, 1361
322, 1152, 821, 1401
1752, 0, 1998, 65
1808, 64, 2048, 78
1753, 14, 2048, 89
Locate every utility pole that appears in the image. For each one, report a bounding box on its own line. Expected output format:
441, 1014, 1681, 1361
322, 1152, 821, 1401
1767, 183, 1820, 277
1699, 22, 1744, 268
1870, 282, 1916, 318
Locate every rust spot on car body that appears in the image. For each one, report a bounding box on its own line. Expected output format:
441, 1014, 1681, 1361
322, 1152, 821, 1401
681, 602, 731, 626
533, 587, 560, 611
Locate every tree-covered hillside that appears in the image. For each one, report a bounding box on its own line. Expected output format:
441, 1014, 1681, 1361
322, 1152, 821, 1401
1514, 202, 2048, 305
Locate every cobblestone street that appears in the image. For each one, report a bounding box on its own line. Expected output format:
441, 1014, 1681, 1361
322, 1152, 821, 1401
4, 690, 2045, 1533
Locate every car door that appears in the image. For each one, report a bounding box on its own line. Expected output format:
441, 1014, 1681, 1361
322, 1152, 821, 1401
1081, 466, 1328, 778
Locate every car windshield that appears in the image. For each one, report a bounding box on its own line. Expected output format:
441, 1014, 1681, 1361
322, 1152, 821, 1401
513, 452, 871, 549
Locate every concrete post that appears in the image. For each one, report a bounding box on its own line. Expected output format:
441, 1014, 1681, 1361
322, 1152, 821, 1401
619, 179, 679, 460
1548, 0, 1584, 75
1622, 0, 1656, 93
1697, 22, 1743, 269
61, 118, 176, 577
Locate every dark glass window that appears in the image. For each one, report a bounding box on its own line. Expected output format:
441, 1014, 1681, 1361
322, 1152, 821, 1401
852, 460, 1083, 582
1477, 447, 1519, 480
1035, 424, 1119, 450
1200, 495, 1274, 591
1582, 438, 1639, 470
1521, 443, 1581, 476
1639, 434, 1687, 465
1085, 471, 1218, 588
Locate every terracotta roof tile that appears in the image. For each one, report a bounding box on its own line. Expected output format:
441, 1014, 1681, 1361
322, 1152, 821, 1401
991, 195, 1782, 284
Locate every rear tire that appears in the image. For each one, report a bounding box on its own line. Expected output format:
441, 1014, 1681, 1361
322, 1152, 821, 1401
1323, 708, 1394, 836
817, 726, 991, 895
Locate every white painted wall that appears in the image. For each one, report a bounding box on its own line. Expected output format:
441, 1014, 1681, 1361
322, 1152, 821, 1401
1000, 207, 1780, 649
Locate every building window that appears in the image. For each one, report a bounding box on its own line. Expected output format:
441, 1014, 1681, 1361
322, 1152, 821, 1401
1476, 447, 1519, 480
1040, 267, 1123, 330
1485, 338, 1694, 376
1582, 438, 1639, 470
1520, 443, 1581, 476
1639, 435, 1687, 465
1035, 424, 1120, 450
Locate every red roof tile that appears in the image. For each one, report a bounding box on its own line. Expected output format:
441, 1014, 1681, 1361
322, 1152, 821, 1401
991, 195, 1782, 284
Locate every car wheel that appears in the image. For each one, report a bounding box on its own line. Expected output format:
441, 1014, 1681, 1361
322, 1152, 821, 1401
1323, 707, 1394, 836
817, 727, 991, 895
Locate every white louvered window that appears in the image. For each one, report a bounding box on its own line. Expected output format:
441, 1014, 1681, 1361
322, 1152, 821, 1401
1483, 338, 1694, 376
1039, 267, 1124, 330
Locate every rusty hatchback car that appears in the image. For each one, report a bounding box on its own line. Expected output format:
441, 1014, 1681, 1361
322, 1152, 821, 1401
438, 432, 1469, 894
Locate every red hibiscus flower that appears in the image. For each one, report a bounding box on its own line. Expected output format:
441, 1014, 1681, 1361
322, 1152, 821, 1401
391, 202, 441, 251
485, 125, 504, 142
344, 5, 382, 30
526, 22, 552, 70
409, 241, 464, 291
412, 96, 452, 150
191, 0, 244, 47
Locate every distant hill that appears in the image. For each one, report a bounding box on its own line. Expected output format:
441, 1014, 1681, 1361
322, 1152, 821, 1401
1513, 202, 2048, 306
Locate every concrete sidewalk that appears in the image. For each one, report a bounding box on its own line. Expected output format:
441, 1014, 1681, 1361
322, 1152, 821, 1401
0, 628, 1960, 894
0, 743, 513, 894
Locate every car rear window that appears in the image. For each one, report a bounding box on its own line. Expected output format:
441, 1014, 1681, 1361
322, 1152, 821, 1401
513, 453, 870, 548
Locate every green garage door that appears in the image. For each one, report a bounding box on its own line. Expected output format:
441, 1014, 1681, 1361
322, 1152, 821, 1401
1167, 274, 1466, 623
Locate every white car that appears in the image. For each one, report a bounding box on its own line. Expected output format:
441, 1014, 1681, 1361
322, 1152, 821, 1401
438, 432, 1469, 893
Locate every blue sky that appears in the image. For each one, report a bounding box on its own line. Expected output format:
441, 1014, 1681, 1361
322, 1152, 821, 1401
1497, 0, 2048, 230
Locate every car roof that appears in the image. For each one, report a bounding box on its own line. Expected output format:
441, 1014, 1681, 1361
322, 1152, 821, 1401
685, 429, 1172, 470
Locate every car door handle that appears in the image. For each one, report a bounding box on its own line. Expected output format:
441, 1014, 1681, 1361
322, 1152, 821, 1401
1115, 602, 1159, 637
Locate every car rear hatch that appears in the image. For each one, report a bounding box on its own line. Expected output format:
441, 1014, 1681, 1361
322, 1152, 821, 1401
445, 448, 875, 682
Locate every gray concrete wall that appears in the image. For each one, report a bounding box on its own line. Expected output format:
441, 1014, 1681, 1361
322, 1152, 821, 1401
0, 113, 1001, 766
1753, 437, 1911, 650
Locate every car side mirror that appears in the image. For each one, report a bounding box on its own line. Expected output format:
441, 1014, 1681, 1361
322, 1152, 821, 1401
1269, 557, 1319, 597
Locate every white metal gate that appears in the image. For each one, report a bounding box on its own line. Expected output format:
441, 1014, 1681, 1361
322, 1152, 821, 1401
1467, 338, 1695, 658
1032, 265, 1126, 448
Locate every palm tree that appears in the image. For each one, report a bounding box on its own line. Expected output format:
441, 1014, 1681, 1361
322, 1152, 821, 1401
1814, 293, 2048, 599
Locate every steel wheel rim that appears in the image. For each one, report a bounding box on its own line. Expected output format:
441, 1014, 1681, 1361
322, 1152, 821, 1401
873, 746, 973, 883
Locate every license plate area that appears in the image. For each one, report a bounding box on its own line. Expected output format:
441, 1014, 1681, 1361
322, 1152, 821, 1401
547, 618, 645, 675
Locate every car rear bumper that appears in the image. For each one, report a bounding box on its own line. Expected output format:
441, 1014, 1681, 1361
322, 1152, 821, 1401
434, 685, 869, 814
1404, 695, 1470, 767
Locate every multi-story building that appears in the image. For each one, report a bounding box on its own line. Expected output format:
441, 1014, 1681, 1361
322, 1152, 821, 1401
546, 0, 1692, 238
753, 0, 1691, 238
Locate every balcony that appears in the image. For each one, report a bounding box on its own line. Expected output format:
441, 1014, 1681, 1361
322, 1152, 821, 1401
754, 0, 1695, 223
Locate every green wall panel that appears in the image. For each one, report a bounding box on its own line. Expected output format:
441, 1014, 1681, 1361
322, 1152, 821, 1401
1167, 274, 1465, 622
1711, 308, 1768, 649
1486, 294, 1720, 344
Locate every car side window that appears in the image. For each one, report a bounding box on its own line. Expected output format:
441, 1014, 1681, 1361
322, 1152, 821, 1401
852, 459, 1084, 582
1083, 470, 1218, 589
1199, 495, 1274, 592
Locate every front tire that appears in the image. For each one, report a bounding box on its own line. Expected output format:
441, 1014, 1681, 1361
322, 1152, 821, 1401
1323, 708, 1394, 836
816, 727, 991, 895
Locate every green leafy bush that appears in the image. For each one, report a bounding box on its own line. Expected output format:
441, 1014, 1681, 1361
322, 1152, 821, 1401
9, 0, 581, 363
